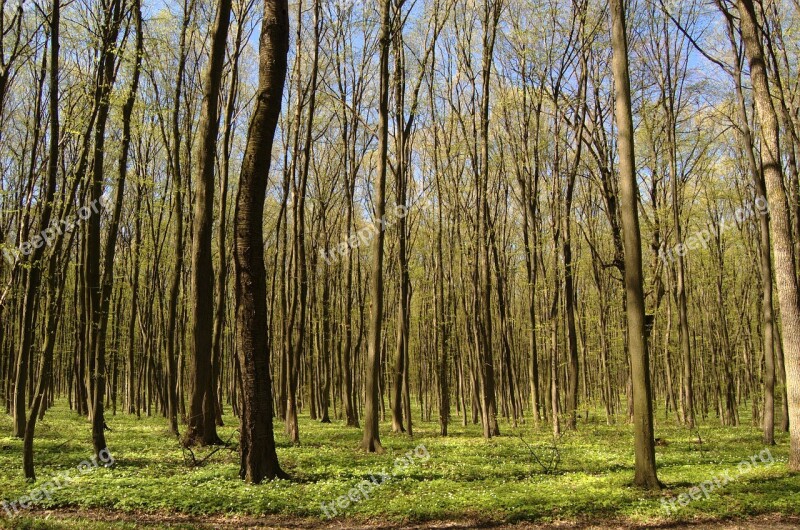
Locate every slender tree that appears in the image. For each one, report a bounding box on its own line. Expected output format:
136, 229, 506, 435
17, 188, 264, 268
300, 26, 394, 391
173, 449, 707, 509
186, 0, 232, 447
610, 0, 662, 490
361, 0, 392, 454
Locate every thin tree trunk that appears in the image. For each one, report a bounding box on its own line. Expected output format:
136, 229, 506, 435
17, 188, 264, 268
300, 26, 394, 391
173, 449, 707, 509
361, 0, 391, 454
88, 0, 124, 458
22, 0, 60, 477
610, 0, 661, 489
164, 0, 194, 437
186, 0, 232, 447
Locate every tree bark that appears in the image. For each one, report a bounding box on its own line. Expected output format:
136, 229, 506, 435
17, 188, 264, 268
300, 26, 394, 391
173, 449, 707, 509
234, 0, 290, 483
736, 0, 800, 470
187, 0, 232, 447
610, 0, 661, 489
361, 0, 392, 454
164, 0, 194, 437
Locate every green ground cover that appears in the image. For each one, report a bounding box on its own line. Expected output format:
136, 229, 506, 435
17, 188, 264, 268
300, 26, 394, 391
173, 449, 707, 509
0, 403, 797, 528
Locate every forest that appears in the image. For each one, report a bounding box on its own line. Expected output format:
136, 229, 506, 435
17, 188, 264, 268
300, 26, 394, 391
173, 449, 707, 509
0, 0, 799, 527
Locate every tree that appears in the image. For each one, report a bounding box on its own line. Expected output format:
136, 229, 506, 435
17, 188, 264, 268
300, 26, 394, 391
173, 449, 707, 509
361, 0, 392, 454
21, 0, 61, 479
87, 0, 125, 458
186, 0, 232, 448
718, 4, 777, 442
234, 0, 290, 483
610, 0, 662, 490
285, 0, 321, 445
736, 0, 800, 470
161, 0, 195, 437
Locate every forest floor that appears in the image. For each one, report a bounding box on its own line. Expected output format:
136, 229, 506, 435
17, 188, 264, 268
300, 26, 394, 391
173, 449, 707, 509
4, 510, 800, 529
0, 404, 798, 529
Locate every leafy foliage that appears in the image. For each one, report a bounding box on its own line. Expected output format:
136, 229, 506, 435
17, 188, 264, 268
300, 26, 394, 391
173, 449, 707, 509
0, 404, 797, 527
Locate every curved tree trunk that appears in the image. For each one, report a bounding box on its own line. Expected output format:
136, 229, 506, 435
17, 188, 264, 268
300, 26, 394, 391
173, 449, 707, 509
22, 0, 61, 478
235, 0, 290, 483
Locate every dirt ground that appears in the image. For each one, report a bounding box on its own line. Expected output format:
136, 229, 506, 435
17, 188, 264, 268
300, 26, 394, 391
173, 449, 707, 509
17, 509, 800, 529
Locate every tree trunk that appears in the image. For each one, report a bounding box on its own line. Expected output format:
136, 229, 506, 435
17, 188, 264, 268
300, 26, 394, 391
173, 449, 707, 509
88, 0, 124, 458
610, 0, 661, 489
361, 0, 391, 454
22, 0, 60, 477
164, 0, 193, 437
186, 0, 232, 447
234, 0, 290, 483
736, 0, 800, 470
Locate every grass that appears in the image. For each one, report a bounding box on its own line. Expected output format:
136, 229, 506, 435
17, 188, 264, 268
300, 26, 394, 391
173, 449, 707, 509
0, 402, 798, 528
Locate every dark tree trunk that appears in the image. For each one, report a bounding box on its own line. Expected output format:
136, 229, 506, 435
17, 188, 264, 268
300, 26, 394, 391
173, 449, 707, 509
187, 0, 232, 447
234, 0, 290, 483
88, 0, 124, 458
22, 0, 60, 478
